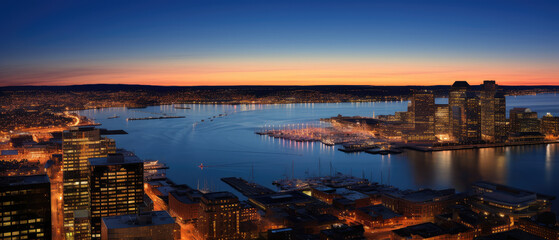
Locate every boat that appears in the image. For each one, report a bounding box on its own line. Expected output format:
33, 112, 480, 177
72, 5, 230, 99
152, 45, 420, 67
107, 115, 120, 119
174, 106, 191, 109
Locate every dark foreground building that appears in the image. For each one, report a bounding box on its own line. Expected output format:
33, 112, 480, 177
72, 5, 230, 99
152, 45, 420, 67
101, 211, 178, 240
0, 175, 51, 240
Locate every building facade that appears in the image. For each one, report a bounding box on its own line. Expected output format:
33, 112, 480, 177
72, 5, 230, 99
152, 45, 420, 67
62, 126, 116, 240
197, 192, 241, 240
89, 153, 144, 239
0, 175, 51, 240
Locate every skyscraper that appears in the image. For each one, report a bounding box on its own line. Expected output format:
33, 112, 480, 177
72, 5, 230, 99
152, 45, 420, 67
0, 175, 51, 240
434, 104, 451, 141
494, 92, 507, 142
197, 192, 241, 240
410, 90, 436, 140
510, 108, 540, 133
62, 126, 116, 240
89, 153, 144, 239
465, 91, 481, 142
449, 81, 470, 142
480, 80, 497, 142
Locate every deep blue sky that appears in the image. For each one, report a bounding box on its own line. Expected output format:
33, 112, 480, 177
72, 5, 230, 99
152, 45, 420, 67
1, 0, 558, 86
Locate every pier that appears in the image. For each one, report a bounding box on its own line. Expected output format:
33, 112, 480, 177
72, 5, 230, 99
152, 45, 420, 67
221, 177, 276, 197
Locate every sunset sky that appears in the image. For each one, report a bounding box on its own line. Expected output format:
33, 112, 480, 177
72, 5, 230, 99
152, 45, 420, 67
1, 0, 558, 86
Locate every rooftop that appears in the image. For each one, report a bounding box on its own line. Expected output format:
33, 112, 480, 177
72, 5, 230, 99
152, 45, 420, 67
102, 211, 175, 229
359, 204, 402, 220
387, 188, 456, 203
89, 153, 142, 166
0, 174, 49, 188
203, 191, 238, 201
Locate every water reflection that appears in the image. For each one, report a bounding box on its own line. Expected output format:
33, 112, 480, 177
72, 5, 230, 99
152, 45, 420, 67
76, 96, 559, 212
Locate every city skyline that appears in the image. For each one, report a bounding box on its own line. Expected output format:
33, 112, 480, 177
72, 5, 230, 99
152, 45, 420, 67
1, 0, 559, 86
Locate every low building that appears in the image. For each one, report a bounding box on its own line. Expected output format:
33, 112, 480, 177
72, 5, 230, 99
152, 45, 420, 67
167, 184, 202, 223
355, 204, 405, 229
249, 191, 316, 211
474, 229, 546, 240
437, 205, 512, 238
382, 188, 464, 220
101, 211, 179, 240
469, 181, 554, 220
311, 186, 372, 208
392, 222, 474, 240
319, 224, 365, 240
0, 175, 51, 240
516, 212, 559, 240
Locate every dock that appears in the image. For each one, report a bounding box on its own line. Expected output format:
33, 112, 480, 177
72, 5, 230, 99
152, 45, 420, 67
221, 177, 276, 197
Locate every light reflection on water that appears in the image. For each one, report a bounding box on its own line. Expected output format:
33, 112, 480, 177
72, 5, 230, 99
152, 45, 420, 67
78, 94, 559, 212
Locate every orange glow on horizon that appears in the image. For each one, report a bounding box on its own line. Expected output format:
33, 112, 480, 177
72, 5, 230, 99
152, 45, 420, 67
2, 60, 558, 86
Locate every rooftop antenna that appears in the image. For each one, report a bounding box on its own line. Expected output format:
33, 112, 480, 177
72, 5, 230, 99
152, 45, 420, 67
380, 170, 383, 185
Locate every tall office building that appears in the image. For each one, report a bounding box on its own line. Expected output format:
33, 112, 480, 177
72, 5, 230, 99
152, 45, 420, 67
0, 175, 51, 240
410, 90, 436, 140
541, 113, 559, 136
510, 108, 540, 133
465, 91, 481, 142
197, 192, 241, 240
89, 153, 144, 239
494, 92, 507, 142
449, 81, 470, 142
480, 80, 497, 142
62, 126, 116, 240
480, 80, 507, 142
434, 104, 451, 141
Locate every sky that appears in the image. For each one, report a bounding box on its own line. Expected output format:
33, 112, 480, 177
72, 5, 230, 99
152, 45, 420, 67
1, 0, 558, 86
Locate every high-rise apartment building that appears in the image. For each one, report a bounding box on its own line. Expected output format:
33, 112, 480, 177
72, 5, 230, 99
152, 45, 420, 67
449, 81, 470, 142
89, 153, 144, 239
0, 175, 51, 240
197, 192, 241, 240
62, 126, 116, 240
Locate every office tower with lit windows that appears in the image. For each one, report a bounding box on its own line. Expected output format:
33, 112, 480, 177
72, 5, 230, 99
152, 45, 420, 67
465, 91, 481, 142
510, 108, 540, 133
89, 153, 144, 239
480, 80, 507, 142
541, 113, 559, 136
409, 90, 436, 140
434, 104, 451, 141
197, 192, 241, 240
449, 81, 470, 142
0, 175, 51, 240
494, 92, 507, 142
62, 126, 116, 240
480, 80, 497, 142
